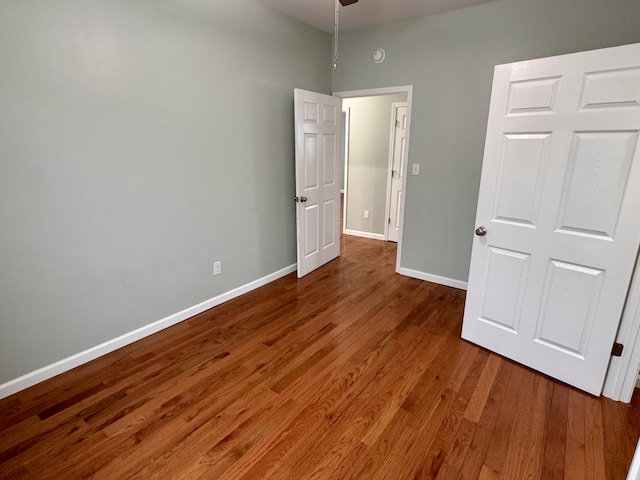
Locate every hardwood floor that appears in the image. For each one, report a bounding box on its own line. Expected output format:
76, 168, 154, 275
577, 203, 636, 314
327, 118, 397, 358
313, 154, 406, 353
1, 235, 639, 479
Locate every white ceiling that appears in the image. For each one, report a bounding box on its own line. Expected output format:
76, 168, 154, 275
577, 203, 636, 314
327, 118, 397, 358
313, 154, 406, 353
257, 0, 499, 33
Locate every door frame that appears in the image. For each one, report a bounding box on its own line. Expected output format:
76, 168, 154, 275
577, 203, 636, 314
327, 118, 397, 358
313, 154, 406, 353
603, 252, 640, 402
341, 105, 384, 240
628, 435, 640, 480
384, 101, 408, 241
342, 107, 351, 235
334, 85, 414, 274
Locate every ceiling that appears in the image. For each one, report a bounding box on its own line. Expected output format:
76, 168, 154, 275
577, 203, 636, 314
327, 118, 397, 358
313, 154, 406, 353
257, 0, 499, 33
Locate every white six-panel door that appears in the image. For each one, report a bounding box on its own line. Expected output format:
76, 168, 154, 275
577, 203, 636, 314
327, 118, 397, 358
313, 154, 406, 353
387, 103, 407, 243
294, 89, 342, 278
462, 43, 640, 396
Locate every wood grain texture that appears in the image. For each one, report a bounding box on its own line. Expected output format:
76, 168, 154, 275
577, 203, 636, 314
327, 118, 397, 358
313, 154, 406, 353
1, 235, 639, 480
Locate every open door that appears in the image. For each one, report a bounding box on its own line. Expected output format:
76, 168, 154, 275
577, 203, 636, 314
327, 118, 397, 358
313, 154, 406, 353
462, 43, 640, 396
294, 89, 342, 278
387, 102, 407, 242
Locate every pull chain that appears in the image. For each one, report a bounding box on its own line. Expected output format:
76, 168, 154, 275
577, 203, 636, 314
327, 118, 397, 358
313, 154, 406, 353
333, 0, 340, 71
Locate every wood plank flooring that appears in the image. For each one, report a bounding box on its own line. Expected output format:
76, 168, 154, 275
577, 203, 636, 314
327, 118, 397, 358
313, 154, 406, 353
1, 235, 639, 479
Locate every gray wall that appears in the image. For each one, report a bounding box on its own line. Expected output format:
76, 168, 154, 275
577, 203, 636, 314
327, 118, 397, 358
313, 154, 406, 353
0, 0, 331, 383
333, 0, 640, 283
343, 94, 407, 235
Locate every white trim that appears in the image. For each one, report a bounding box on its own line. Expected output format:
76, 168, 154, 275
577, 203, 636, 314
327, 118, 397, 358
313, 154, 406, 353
333, 85, 414, 98
628, 438, 640, 480
603, 250, 640, 402
344, 229, 386, 241
0, 264, 296, 400
399, 267, 468, 291
334, 85, 414, 277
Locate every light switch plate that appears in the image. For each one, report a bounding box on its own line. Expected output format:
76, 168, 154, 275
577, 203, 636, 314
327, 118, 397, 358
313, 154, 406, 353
412, 164, 420, 175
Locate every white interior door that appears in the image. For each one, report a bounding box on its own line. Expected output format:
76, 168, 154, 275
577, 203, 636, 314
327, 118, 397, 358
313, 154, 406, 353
462, 43, 640, 396
294, 89, 342, 278
387, 103, 407, 243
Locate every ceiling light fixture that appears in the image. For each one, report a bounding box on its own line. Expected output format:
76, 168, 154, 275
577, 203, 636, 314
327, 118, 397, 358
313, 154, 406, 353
333, 0, 340, 71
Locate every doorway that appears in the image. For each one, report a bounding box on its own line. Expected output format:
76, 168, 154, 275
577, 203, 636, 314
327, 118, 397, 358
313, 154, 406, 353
334, 86, 414, 275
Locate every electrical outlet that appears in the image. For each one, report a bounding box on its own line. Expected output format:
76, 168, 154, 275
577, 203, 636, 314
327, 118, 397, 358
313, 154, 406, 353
214, 261, 222, 276
364, 209, 370, 219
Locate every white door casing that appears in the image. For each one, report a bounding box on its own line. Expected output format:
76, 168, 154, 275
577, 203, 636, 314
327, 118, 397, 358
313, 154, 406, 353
462, 43, 640, 396
628, 437, 640, 480
334, 86, 414, 274
386, 103, 408, 243
342, 107, 351, 235
294, 89, 342, 278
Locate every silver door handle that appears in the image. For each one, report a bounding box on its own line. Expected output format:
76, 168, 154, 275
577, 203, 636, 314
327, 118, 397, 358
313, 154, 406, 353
475, 226, 487, 236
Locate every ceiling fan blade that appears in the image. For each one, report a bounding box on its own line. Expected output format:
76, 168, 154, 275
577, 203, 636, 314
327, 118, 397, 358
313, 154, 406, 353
339, 0, 358, 6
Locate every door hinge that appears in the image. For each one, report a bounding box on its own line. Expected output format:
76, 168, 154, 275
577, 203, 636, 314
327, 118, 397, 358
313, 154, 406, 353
612, 342, 624, 357
388, 218, 391, 225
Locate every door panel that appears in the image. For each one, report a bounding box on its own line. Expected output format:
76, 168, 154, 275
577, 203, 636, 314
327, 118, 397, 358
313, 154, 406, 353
462, 43, 640, 396
494, 134, 550, 227
304, 134, 319, 189
506, 77, 561, 115
392, 191, 402, 231
479, 247, 530, 334
580, 68, 640, 109
323, 105, 337, 124
557, 131, 637, 239
295, 89, 342, 278
304, 204, 319, 257
534, 260, 604, 357
322, 199, 337, 248
323, 135, 337, 186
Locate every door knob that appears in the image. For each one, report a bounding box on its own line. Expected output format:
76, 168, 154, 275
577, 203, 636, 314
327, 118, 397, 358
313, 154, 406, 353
475, 226, 487, 236
295, 196, 308, 203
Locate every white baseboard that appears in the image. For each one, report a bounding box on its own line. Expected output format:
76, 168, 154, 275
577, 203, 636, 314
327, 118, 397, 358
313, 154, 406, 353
344, 229, 385, 241
399, 267, 468, 291
0, 264, 297, 400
